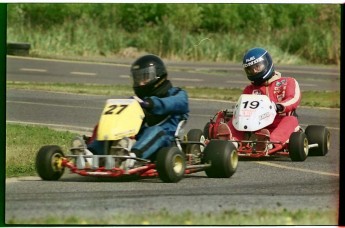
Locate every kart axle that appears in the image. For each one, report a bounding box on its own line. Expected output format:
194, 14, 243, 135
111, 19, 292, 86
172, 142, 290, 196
308, 143, 318, 149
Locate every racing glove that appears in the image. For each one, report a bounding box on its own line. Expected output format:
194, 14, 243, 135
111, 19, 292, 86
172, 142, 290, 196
139, 98, 154, 110
131, 96, 154, 110
275, 103, 284, 113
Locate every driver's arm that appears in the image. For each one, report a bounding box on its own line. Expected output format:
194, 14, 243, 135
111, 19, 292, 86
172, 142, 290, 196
276, 77, 301, 114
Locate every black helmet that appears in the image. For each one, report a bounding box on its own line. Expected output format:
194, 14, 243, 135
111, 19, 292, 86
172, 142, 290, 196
130, 54, 168, 98
242, 47, 275, 85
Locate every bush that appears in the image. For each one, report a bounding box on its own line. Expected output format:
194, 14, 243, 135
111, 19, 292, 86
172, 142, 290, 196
7, 3, 340, 65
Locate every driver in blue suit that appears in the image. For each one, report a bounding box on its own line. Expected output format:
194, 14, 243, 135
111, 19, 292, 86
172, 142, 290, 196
87, 54, 189, 159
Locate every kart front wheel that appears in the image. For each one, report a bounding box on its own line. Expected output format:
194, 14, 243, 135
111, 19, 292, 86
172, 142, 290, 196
288, 132, 308, 161
203, 122, 211, 139
36, 145, 65, 180
204, 140, 238, 178
305, 125, 330, 156
156, 147, 186, 183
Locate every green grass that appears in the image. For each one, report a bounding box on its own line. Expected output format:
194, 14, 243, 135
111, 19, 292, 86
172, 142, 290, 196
7, 81, 340, 108
6, 123, 78, 177
6, 208, 337, 225
301, 90, 340, 108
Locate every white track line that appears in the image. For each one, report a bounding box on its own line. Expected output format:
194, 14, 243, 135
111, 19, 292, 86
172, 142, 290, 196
20, 68, 47, 72
70, 72, 97, 76
256, 161, 339, 177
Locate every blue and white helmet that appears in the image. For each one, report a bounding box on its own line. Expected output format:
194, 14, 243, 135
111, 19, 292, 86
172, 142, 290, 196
242, 47, 274, 85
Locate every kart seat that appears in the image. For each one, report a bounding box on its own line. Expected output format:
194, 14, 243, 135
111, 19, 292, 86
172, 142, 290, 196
250, 129, 270, 151
174, 119, 187, 138
217, 123, 232, 140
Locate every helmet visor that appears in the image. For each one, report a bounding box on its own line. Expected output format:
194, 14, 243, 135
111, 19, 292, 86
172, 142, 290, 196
243, 56, 269, 77
131, 66, 157, 87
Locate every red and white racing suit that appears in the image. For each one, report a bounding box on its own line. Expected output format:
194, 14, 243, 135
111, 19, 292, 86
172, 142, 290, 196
227, 72, 301, 144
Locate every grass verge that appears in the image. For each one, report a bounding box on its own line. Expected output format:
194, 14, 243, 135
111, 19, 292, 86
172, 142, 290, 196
7, 81, 340, 108
6, 208, 337, 225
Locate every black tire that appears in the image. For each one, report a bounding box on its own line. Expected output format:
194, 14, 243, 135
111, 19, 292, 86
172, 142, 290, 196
156, 147, 186, 183
288, 132, 308, 161
203, 122, 211, 139
7, 42, 31, 49
36, 145, 65, 180
305, 125, 330, 156
7, 42, 31, 56
186, 129, 205, 155
204, 140, 238, 178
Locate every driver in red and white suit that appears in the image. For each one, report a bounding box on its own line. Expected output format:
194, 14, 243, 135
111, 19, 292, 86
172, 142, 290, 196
215, 47, 301, 149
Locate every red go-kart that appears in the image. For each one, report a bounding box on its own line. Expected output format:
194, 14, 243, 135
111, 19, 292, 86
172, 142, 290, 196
202, 94, 330, 161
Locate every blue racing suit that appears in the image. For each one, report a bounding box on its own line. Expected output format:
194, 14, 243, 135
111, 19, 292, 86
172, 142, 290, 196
87, 87, 189, 159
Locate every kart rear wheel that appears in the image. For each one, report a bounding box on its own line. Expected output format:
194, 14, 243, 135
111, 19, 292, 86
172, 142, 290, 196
204, 140, 238, 178
156, 147, 186, 183
186, 129, 205, 155
305, 125, 330, 156
36, 145, 65, 180
288, 132, 308, 161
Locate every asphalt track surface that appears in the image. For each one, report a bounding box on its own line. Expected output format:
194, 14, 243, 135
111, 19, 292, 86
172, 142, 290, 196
7, 55, 340, 91
5, 56, 340, 224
